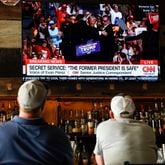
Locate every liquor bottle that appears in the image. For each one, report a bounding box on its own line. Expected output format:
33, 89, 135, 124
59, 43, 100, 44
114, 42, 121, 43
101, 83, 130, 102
158, 119, 164, 135
80, 109, 87, 136
104, 105, 110, 120
99, 102, 104, 122
69, 110, 73, 120
81, 144, 89, 165
92, 102, 99, 121
74, 136, 81, 165
147, 106, 153, 127
139, 104, 146, 123
145, 110, 149, 125
72, 120, 80, 135
152, 119, 160, 136
94, 119, 99, 135
133, 109, 140, 121
69, 120, 73, 134
75, 110, 79, 119
57, 103, 61, 127
6, 101, 12, 121
151, 119, 156, 133
161, 99, 165, 117
90, 153, 97, 165
64, 120, 73, 135
58, 119, 65, 132
87, 111, 94, 135
154, 98, 161, 121
0, 103, 6, 122
81, 109, 85, 119
12, 100, 19, 118
160, 99, 165, 133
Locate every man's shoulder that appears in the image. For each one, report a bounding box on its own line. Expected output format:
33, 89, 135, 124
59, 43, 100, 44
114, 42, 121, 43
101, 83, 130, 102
97, 119, 115, 128
0, 120, 16, 137
129, 119, 150, 127
0, 120, 15, 128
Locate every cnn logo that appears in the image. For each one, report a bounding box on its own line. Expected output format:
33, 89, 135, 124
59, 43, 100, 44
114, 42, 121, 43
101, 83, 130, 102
142, 66, 156, 72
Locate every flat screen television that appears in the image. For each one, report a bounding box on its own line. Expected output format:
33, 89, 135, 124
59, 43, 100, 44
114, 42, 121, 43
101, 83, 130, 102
22, 0, 160, 81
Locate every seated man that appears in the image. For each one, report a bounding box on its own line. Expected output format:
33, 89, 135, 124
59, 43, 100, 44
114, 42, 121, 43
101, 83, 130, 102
0, 80, 73, 165
94, 93, 157, 165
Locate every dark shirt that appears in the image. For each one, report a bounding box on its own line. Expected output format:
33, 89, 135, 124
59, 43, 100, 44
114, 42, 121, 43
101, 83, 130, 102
125, 29, 159, 60
0, 116, 73, 165
99, 24, 115, 61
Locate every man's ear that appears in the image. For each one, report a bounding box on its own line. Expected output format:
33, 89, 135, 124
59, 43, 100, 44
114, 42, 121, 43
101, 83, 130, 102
17, 96, 20, 106
109, 110, 114, 119
40, 100, 46, 112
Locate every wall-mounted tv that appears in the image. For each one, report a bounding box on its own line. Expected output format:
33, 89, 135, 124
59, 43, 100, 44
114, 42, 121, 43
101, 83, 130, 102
22, 0, 160, 81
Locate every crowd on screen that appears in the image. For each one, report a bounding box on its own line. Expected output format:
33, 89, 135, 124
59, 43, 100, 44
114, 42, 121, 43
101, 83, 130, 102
22, 1, 159, 64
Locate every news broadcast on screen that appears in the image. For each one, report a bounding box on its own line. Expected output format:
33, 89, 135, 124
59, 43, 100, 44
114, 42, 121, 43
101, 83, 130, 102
22, 0, 159, 81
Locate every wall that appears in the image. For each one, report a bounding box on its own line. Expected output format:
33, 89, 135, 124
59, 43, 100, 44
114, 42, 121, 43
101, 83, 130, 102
0, 78, 165, 98
0, 2, 21, 76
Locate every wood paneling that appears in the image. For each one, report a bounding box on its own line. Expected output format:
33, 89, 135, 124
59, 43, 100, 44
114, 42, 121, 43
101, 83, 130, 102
0, 2, 21, 20
0, 78, 164, 98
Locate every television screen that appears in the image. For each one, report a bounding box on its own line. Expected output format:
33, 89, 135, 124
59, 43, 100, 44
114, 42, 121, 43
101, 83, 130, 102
22, 0, 160, 81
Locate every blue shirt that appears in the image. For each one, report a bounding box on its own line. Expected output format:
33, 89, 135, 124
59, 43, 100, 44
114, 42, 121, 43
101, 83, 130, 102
0, 116, 73, 165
